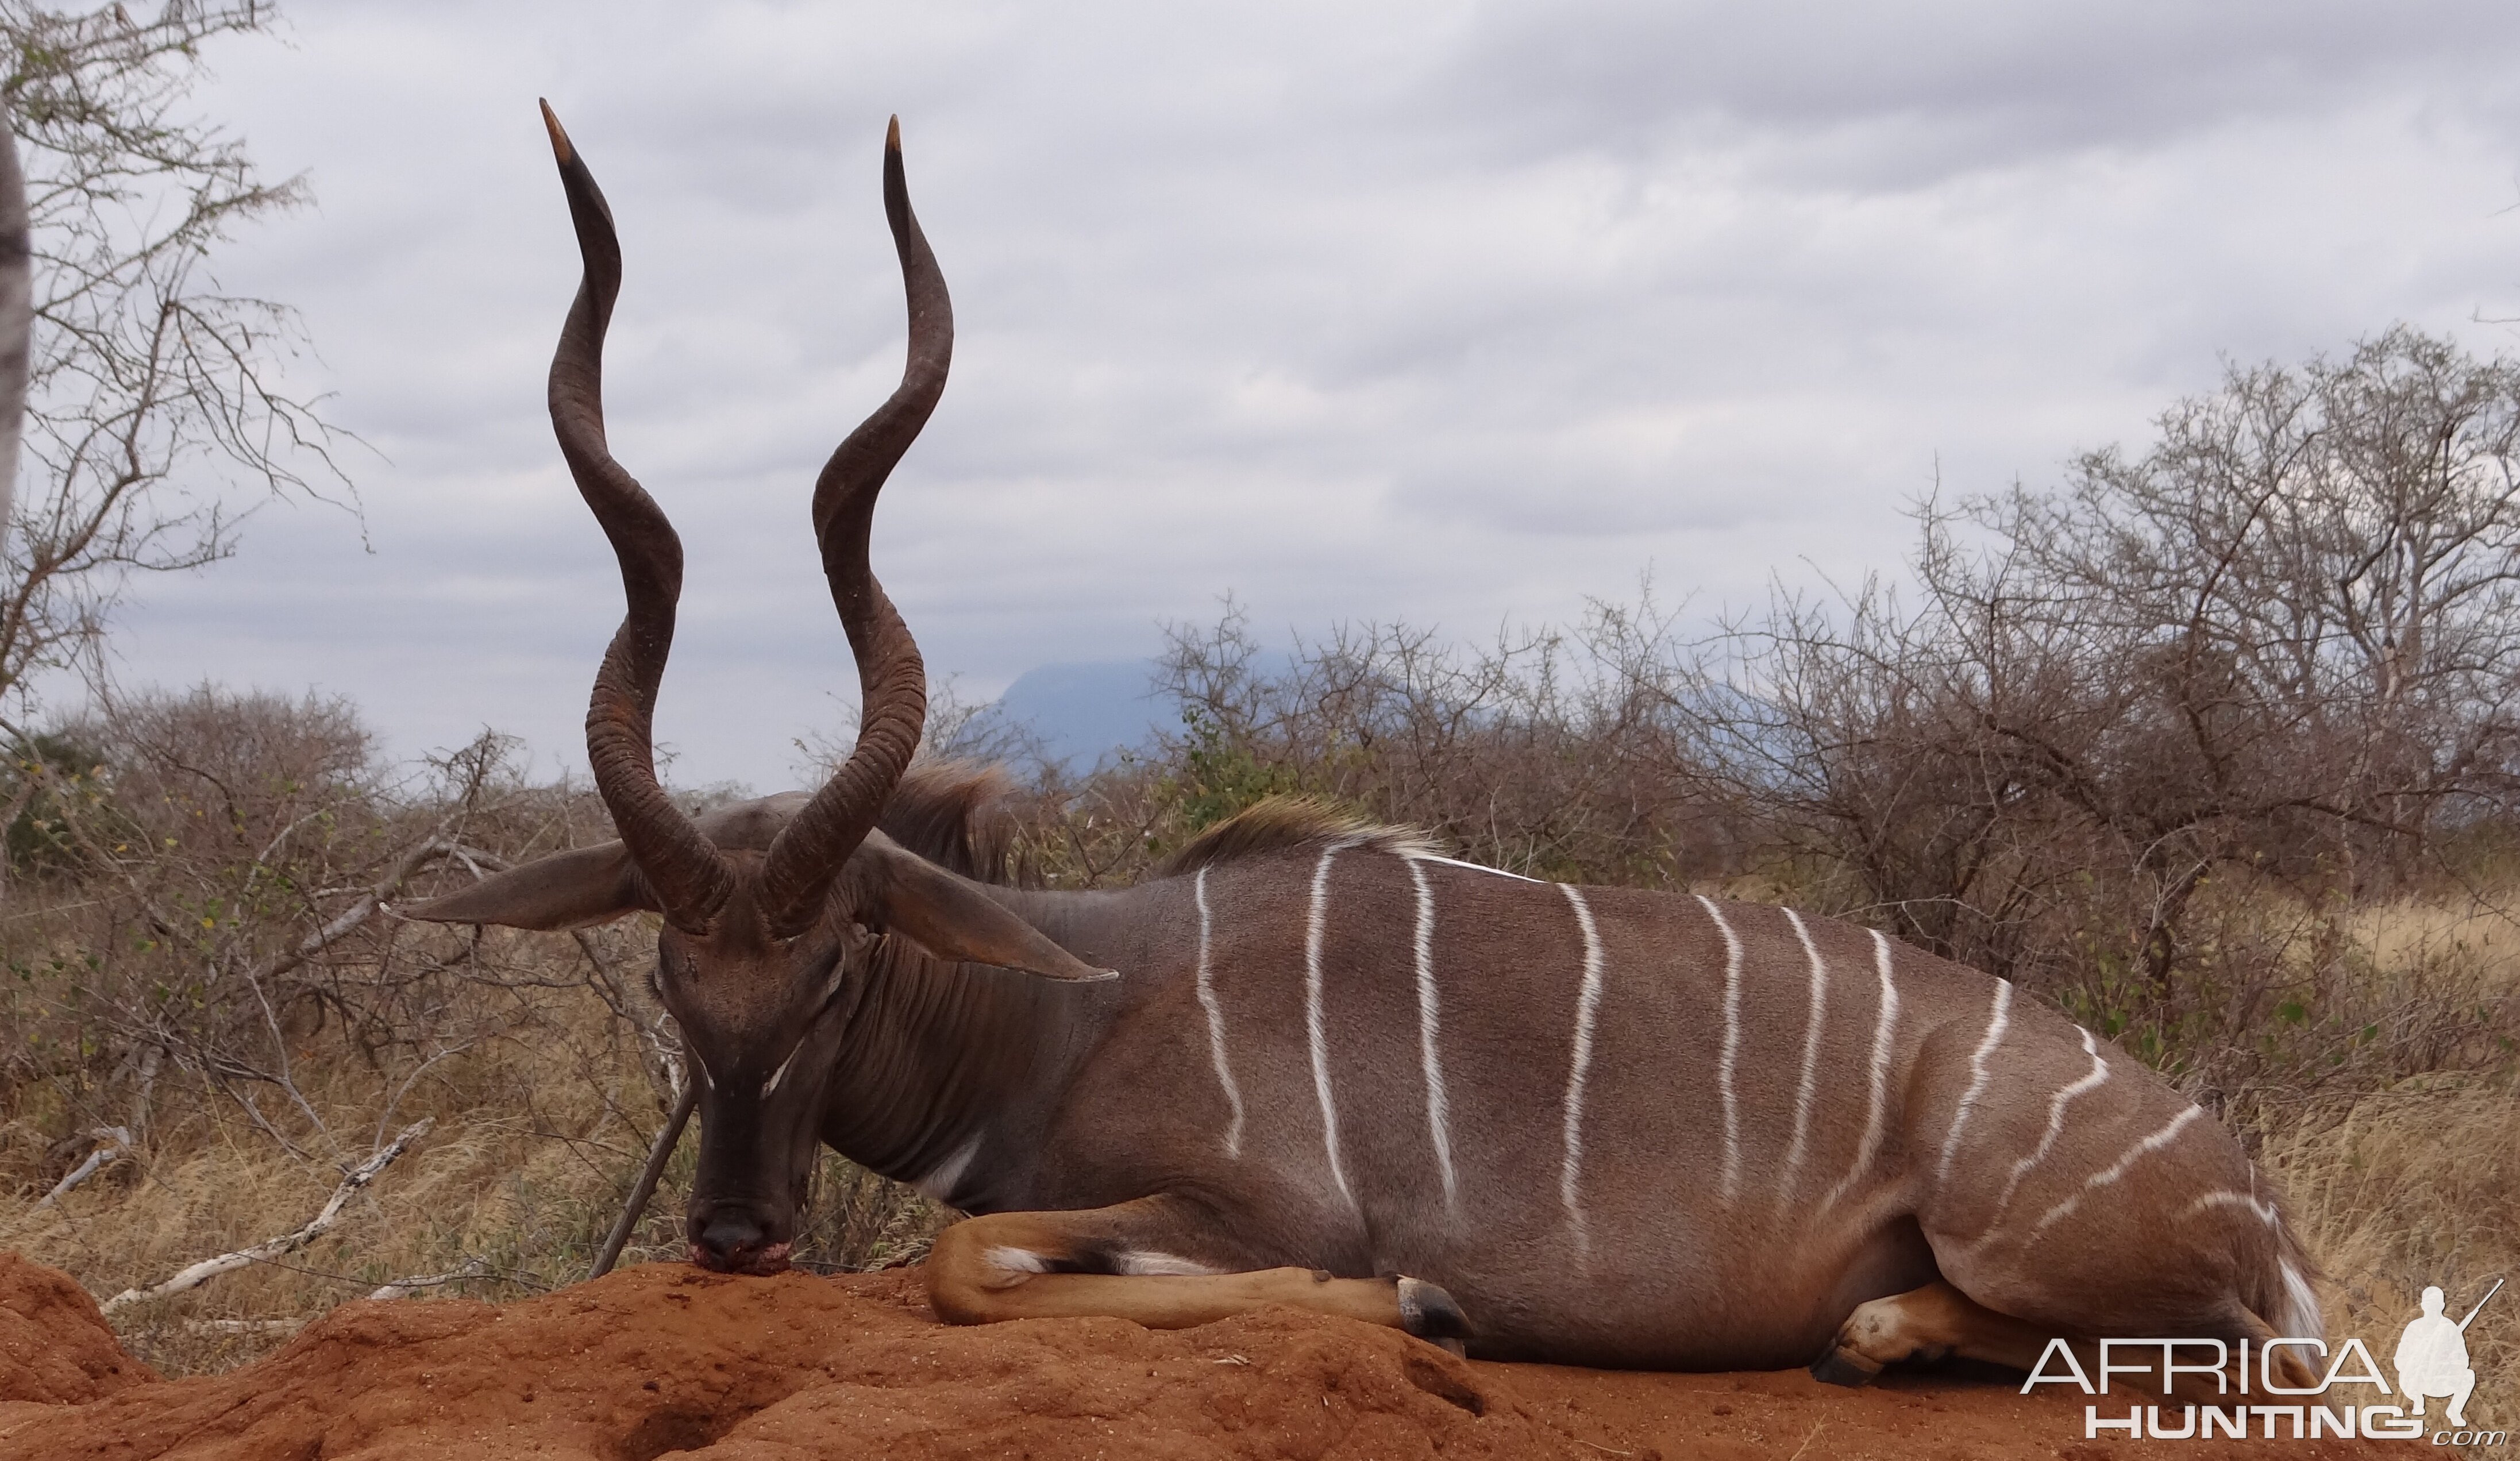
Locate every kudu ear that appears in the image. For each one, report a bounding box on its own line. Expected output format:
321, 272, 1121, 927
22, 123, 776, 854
846, 839, 1117, 983
398, 844, 654, 931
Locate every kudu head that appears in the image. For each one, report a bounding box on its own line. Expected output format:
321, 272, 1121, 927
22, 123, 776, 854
403, 105, 1111, 1275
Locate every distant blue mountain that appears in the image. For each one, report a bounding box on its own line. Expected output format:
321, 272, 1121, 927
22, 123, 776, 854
966, 659, 1173, 771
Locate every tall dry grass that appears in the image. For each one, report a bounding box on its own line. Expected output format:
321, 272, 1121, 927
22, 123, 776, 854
2272, 1084, 2517, 1440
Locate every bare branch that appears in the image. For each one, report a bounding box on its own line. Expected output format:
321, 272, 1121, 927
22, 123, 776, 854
101, 1117, 433, 1314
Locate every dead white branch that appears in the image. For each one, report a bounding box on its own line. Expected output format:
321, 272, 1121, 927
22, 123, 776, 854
34, 1126, 132, 1209
263, 835, 498, 982
366, 1255, 487, 1301
101, 1118, 432, 1314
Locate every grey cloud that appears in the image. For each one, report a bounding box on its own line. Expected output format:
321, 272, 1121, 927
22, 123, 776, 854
51, 0, 2520, 789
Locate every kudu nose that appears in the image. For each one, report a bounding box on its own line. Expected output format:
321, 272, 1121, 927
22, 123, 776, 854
694, 1212, 767, 1271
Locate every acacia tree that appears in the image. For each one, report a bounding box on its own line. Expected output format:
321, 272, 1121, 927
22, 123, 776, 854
0, 0, 348, 720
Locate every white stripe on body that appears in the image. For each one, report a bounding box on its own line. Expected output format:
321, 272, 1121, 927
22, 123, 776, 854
1192, 866, 1246, 1159
2183, 1189, 2280, 1225
1558, 882, 1606, 1256
2029, 1105, 2204, 1236
1971, 1027, 2112, 1248
1409, 859, 1459, 1210
1935, 978, 2014, 1186
1409, 852, 1543, 883
1820, 930, 1902, 1212
1694, 895, 1746, 1202
1778, 908, 1831, 1204
1305, 843, 1358, 1208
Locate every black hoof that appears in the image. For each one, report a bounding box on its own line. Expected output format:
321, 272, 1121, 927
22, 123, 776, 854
1397, 1277, 1472, 1342
1809, 1348, 1879, 1387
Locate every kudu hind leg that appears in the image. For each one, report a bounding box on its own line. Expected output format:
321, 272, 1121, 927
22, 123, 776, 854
1812, 1279, 2056, 1386
925, 1200, 1470, 1343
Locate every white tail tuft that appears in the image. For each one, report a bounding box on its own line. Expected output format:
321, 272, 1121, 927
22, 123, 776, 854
2276, 1258, 2323, 1341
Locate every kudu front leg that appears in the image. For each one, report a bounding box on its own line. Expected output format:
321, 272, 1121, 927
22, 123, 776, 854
925, 1198, 1470, 1347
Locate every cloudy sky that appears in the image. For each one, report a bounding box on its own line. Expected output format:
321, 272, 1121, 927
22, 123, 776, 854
38, 0, 2520, 788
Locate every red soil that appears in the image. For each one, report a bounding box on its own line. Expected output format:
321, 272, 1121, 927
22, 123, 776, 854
0, 1254, 156, 1406
0, 1254, 2401, 1459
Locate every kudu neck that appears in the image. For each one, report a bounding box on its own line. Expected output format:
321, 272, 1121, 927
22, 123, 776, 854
820, 885, 1122, 1206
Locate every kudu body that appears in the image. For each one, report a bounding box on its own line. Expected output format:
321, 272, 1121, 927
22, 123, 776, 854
413, 109, 2322, 1383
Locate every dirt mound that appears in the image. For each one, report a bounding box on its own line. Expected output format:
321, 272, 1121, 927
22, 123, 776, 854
0, 1253, 156, 1405
0, 1255, 2401, 1459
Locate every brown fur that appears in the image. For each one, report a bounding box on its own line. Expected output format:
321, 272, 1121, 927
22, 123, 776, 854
1156, 797, 1438, 878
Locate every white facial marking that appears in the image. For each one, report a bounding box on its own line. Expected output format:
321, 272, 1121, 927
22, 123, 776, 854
1778, 908, 1830, 1203
1305, 843, 1357, 1208
1821, 930, 1902, 1212
983, 1245, 1049, 1275
911, 1134, 982, 1204
2029, 1105, 2203, 1236
1936, 978, 2013, 1187
1409, 858, 1459, 1210
1192, 867, 1246, 1159
758, 1044, 801, 1100
1405, 851, 1542, 883
1975, 1026, 2111, 1246
1558, 882, 1606, 1256
1694, 895, 1745, 1202
1112, 1250, 1222, 1277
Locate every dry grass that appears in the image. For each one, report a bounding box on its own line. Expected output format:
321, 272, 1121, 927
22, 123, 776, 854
2272, 1082, 2518, 1439
0, 928, 946, 1377
2257, 886, 2520, 1446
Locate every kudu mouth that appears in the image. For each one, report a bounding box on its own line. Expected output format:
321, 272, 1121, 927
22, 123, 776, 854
687, 1204, 799, 1276
535, 102, 951, 1270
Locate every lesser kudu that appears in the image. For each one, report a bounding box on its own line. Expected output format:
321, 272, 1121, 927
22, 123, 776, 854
410, 107, 2325, 1384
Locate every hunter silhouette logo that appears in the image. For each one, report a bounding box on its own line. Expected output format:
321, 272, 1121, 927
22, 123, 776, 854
2397, 1278, 2499, 1429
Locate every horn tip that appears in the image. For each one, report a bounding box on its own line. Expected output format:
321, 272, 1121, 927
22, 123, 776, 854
540, 98, 574, 164
886, 114, 900, 152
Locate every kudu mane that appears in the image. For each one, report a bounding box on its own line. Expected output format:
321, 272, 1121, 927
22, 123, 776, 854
1156, 798, 1436, 877
878, 772, 1436, 889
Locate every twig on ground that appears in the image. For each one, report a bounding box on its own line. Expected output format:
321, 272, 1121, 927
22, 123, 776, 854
34, 1127, 132, 1208
367, 1255, 489, 1301
101, 1119, 433, 1314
